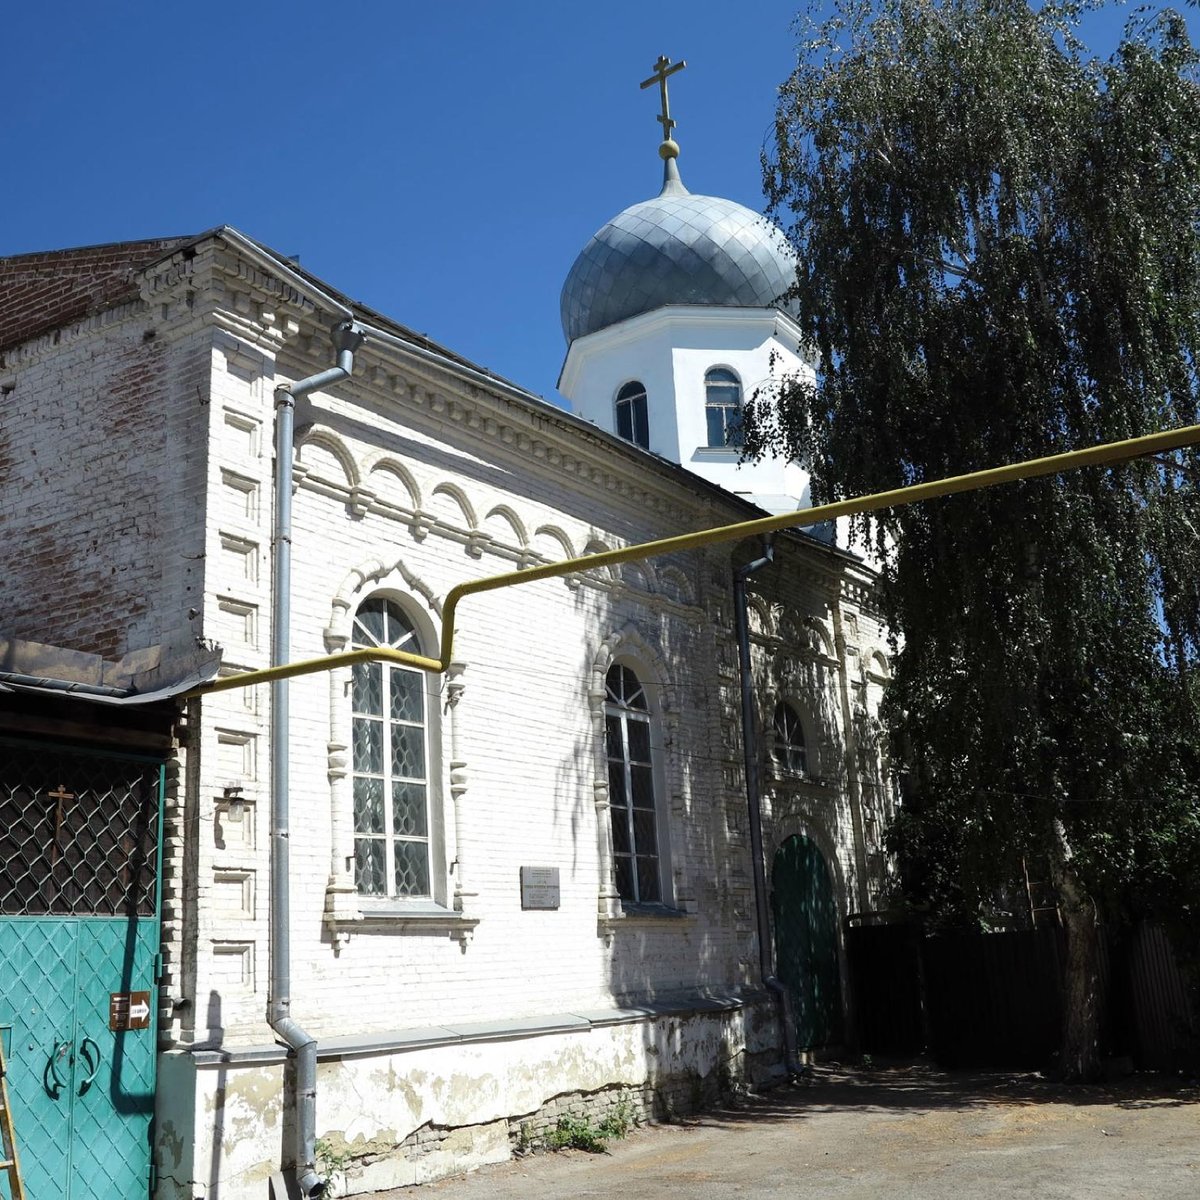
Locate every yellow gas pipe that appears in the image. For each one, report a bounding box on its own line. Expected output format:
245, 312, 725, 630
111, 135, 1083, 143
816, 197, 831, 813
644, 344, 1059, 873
191, 422, 1200, 696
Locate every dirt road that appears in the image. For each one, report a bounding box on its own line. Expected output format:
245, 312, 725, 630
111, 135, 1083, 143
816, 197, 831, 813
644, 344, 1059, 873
369, 1063, 1199, 1199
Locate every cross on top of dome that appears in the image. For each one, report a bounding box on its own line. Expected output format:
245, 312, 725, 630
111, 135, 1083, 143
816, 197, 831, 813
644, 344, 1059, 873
558, 56, 798, 344
640, 55, 686, 161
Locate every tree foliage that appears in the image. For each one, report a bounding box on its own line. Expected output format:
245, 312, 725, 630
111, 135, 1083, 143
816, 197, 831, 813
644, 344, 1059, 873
751, 0, 1200, 1057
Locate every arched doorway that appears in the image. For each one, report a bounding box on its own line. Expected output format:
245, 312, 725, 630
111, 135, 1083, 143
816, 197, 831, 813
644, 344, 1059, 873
771, 833, 844, 1048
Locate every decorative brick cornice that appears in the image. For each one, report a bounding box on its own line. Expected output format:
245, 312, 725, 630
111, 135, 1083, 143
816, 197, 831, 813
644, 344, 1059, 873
207, 237, 882, 598
207, 247, 748, 528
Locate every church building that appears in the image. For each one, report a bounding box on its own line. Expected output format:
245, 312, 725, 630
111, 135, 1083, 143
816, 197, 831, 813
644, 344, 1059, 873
0, 59, 892, 1199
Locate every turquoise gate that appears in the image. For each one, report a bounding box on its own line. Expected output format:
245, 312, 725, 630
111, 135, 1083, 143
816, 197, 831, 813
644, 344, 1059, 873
771, 833, 844, 1049
0, 742, 162, 1200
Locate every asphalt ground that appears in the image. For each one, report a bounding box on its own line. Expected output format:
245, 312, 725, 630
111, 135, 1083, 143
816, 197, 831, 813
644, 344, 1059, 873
369, 1062, 1200, 1199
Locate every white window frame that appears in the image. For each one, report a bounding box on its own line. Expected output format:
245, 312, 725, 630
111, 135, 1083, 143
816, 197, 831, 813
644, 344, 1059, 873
615, 380, 650, 449
350, 596, 434, 900
604, 663, 669, 905
704, 367, 744, 448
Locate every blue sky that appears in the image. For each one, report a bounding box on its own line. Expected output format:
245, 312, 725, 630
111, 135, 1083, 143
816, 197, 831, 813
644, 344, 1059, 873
2, 1, 1183, 405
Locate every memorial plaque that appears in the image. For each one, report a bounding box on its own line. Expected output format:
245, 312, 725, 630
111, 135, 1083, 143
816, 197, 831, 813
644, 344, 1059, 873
520, 866, 560, 910
109, 990, 152, 1031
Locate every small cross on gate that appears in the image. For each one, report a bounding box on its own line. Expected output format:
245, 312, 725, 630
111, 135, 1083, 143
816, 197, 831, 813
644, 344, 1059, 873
48, 783, 74, 864
640, 54, 687, 144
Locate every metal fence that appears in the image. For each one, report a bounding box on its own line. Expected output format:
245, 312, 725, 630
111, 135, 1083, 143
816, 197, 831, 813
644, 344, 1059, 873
847, 917, 1196, 1071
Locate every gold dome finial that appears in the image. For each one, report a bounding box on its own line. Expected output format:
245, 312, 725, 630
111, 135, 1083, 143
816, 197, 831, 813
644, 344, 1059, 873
640, 55, 686, 160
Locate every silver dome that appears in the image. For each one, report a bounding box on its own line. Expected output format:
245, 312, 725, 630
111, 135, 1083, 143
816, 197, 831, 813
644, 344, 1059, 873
560, 169, 797, 343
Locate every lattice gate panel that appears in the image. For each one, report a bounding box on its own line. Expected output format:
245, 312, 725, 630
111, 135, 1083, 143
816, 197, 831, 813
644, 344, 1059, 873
0, 743, 159, 919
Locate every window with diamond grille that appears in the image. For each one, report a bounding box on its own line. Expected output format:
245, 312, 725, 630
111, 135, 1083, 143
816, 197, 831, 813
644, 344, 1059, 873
0, 742, 161, 917
351, 596, 432, 898
705, 367, 744, 448
604, 664, 662, 904
772, 703, 808, 775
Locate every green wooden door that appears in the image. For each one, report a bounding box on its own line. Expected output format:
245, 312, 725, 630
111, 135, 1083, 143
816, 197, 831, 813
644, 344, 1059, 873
771, 834, 844, 1048
0, 744, 162, 1200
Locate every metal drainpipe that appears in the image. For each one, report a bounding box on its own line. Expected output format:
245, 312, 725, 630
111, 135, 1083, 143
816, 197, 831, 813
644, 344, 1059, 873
270, 320, 365, 1198
733, 539, 805, 1080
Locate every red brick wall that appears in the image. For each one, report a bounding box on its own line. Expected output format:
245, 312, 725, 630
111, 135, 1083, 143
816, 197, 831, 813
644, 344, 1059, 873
0, 238, 195, 353
0, 284, 213, 661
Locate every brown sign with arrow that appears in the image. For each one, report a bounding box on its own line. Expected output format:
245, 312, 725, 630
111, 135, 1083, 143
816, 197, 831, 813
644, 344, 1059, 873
109, 991, 152, 1031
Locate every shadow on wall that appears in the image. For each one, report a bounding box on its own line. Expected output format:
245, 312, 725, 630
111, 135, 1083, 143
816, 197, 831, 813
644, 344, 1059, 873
597, 573, 753, 1010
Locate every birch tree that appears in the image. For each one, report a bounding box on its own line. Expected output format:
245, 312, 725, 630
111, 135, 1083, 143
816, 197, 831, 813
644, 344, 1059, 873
751, 0, 1200, 1079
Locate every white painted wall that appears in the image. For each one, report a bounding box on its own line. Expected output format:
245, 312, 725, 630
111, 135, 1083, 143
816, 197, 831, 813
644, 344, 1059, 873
0, 235, 892, 1199
158, 1000, 781, 1198
150, 287, 890, 1192
559, 306, 814, 504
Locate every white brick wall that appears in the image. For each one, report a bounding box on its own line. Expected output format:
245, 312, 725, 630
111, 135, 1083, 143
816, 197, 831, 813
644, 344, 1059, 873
2, 234, 893, 1197
175, 306, 891, 1049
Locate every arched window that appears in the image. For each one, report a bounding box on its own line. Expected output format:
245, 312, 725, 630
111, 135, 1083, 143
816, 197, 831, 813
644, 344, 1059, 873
615, 381, 649, 449
604, 664, 661, 903
772, 703, 807, 774
351, 596, 431, 898
705, 367, 743, 448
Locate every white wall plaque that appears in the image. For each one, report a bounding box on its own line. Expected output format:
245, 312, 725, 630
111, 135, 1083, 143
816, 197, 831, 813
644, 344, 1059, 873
520, 866, 560, 910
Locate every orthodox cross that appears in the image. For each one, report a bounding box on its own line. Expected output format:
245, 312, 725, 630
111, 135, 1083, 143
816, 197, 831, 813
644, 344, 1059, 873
640, 55, 686, 143
48, 783, 74, 864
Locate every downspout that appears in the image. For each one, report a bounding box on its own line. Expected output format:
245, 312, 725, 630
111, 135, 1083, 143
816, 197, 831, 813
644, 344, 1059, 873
733, 538, 805, 1080
270, 320, 365, 1197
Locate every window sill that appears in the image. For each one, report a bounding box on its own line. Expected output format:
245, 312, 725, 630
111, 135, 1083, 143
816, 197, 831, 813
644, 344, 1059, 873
690, 446, 744, 462
766, 770, 831, 789
332, 900, 481, 944
600, 902, 694, 926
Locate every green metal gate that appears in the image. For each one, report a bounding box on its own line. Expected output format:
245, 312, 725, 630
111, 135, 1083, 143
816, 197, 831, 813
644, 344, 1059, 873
771, 833, 844, 1049
0, 743, 162, 1200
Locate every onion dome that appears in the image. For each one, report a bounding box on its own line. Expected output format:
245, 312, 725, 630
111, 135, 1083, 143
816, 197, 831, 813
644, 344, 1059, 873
560, 156, 798, 343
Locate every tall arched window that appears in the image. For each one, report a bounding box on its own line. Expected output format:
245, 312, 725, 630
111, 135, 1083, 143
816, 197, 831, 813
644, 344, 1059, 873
604, 664, 661, 903
772, 703, 808, 774
351, 596, 431, 897
615, 381, 649, 449
705, 367, 743, 448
